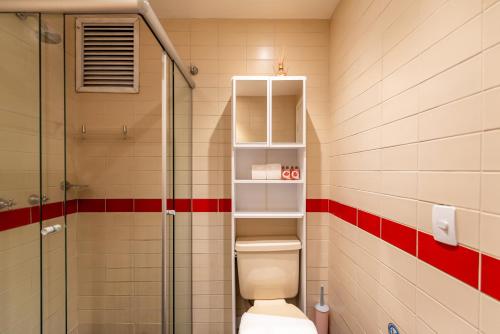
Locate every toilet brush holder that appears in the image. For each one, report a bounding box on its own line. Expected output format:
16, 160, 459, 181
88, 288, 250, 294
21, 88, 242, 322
314, 286, 329, 334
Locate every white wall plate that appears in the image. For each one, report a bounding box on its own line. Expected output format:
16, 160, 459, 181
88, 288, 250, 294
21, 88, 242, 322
432, 204, 457, 246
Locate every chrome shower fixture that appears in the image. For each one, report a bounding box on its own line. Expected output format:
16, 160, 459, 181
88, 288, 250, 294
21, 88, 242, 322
60, 181, 88, 191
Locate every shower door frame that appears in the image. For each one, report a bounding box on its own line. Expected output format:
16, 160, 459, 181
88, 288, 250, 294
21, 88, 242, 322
0, 2, 195, 334
0, 0, 195, 88
161, 52, 170, 334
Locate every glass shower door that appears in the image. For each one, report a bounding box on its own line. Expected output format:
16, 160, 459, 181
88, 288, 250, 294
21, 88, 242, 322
172, 64, 192, 334
40, 13, 66, 334
164, 59, 193, 334
0, 12, 42, 334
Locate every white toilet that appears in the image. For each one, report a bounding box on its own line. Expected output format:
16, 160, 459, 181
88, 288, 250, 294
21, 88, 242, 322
236, 236, 318, 334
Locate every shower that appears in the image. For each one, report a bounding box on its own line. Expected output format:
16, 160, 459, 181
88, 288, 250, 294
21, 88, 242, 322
16, 12, 62, 44
1, 1, 194, 333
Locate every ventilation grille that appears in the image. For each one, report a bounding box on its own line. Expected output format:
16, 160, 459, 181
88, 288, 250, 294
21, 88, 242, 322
76, 17, 139, 93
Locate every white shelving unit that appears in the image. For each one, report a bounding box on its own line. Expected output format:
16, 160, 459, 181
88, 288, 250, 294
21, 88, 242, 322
231, 76, 307, 333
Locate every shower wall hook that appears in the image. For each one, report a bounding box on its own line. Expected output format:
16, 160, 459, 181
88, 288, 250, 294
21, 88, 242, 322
122, 125, 128, 139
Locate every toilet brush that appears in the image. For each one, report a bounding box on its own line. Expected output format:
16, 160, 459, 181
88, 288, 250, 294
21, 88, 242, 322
314, 286, 329, 334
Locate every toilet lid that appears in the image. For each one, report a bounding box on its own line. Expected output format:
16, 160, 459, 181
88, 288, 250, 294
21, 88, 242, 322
239, 312, 318, 334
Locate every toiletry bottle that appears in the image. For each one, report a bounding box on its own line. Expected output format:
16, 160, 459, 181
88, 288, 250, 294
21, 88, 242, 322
291, 166, 300, 180
282, 166, 291, 180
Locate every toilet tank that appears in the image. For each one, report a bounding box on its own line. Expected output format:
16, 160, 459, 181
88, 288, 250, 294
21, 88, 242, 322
235, 236, 301, 300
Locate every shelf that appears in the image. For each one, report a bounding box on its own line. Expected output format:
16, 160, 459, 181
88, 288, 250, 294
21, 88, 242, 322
233, 144, 305, 149
231, 76, 307, 329
269, 143, 305, 148
234, 142, 268, 148
233, 211, 304, 219
234, 179, 303, 184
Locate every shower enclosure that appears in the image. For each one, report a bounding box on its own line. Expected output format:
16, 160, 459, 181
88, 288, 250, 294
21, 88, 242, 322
0, 2, 193, 334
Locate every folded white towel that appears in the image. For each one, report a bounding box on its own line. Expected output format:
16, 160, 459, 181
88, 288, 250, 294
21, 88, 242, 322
251, 164, 267, 180
239, 312, 318, 334
266, 163, 282, 180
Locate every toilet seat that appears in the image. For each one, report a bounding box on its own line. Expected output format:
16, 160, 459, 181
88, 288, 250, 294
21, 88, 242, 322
248, 299, 308, 319
239, 299, 318, 334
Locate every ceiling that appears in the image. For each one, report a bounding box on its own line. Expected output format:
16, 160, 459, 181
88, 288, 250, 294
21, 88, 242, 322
149, 0, 340, 19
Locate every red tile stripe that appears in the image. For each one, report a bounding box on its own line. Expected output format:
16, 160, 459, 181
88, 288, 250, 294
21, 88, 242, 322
192, 199, 218, 212
304, 199, 495, 298
358, 210, 381, 238
0, 207, 31, 232
106, 199, 134, 212
0, 197, 234, 232
134, 199, 162, 212
481, 254, 500, 301
218, 199, 232, 212
1, 196, 498, 302
78, 199, 105, 212
382, 218, 417, 256
418, 231, 479, 288
330, 201, 357, 225
306, 199, 329, 212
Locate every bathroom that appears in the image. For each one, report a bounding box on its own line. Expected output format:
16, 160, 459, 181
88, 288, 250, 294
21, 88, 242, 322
0, 0, 498, 333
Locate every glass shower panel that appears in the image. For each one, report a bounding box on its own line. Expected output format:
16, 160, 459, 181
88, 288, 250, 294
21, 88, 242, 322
40, 13, 66, 334
172, 64, 192, 334
0, 12, 41, 334
64, 14, 165, 334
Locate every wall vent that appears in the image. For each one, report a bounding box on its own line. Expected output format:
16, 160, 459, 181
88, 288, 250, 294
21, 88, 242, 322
76, 17, 139, 93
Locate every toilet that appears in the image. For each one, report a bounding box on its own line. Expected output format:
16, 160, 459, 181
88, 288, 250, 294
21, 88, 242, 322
236, 236, 318, 334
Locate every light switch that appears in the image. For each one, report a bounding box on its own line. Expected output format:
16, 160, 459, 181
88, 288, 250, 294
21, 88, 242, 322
432, 205, 457, 246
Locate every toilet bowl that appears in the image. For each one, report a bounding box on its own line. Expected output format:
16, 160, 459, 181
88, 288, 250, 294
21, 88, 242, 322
239, 300, 317, 334
235, 236, 318, 334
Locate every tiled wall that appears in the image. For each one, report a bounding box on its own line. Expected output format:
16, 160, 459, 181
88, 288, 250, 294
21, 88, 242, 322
328, 0, 500, 333
162, 19, 331, 333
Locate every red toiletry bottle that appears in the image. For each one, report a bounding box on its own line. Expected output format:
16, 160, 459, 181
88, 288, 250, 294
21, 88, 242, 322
282, 166, 291, 180
291, 166, 300, 180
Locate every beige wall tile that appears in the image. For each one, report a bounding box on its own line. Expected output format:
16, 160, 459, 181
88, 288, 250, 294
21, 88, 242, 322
483, 1, 500, 48
416, 290, 477, 334
418, 93, 482, 141
484, 43, 500, 89
381, 172, 418, 199
380, 195, 417, 227
417, 261, 479, 326
418, 172, 480, 209
381, 144, 418, 171
480, 293, 500, 333
482, 130, 500, 170
418, 134, 481, 171
382, 87, 419, 124
483, 87, 500, 131
481, 173, 500, 214
419, 55, 482, 112
480, 213, 500, 257
419, 16, 481, 81
381, 116, 418, 147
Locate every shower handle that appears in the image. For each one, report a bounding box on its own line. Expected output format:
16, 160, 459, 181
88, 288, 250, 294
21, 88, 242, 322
40, 224, 62, 236
28, 194, 49, 205
0, 198, 15, 210
61, 181, 88, 191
